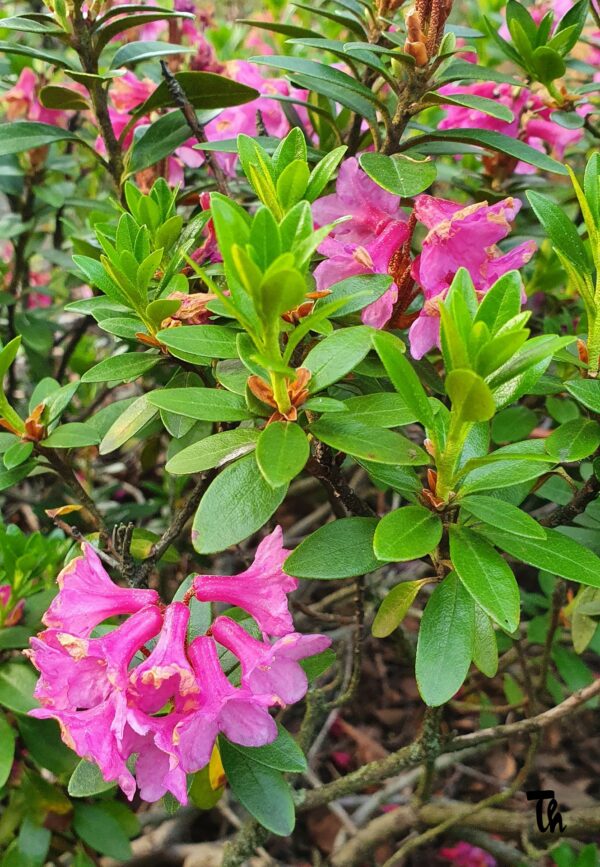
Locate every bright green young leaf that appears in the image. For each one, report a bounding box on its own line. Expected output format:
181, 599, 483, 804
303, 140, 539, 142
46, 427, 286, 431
157, 325, 239, 360
372, 580, 427, 637
256, 422, 309, 487
449, 525, 520, 633
41, 423, 101, 449
446, 369, 496, 422
527, 191, 590, 271
374, 505, 443, 562
285, 517, 383, 579
372, 331, 434, 428
415, 572, 475, 707
192, 454, 287, 553
341, 393, 417, 427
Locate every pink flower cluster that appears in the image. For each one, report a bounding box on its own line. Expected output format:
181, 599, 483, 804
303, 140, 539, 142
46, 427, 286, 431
28, 530, 330, 804
2, 68, 72, 128
313, 158, 536, 356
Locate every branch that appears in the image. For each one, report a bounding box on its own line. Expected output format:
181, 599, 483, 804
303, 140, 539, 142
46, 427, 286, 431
540, 472, 600, 528
306, 443, 375, 518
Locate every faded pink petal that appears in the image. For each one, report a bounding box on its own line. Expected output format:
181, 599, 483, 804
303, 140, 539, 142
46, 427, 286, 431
193, 526, 297, 637
212, 616, 331, 705
43, 544, 159, 637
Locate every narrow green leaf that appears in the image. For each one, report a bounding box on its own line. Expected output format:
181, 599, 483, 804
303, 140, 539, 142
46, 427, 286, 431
460, 495, 546, 539
148, 388, 254, 422
372, 331, 434, 427
372, 580, 427, 637
166, 429, 260, 474
81, 353, 160, 384
310, 416, 429, 465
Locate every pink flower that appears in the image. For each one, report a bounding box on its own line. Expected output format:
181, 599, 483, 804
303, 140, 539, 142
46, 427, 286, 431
109, 72, 155, 113
408, 195, 536, 359
122, 718, 189, 804
2, 68, 69, 127
161, 635, 278, 773
439, 840, 496, 867
0, 585, 24, 627
315, 222, 409, 328
43, 544, 159, 637
212, 616, 331, 705
193, 526, 297, 637
312, 157, 406, 245
129, 602, 199, 714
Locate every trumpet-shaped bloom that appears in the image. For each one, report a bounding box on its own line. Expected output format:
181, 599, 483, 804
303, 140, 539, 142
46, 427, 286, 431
193, 526, 297, 637
162, 636, 278, 773
122, 716, 189, 805
408, 194, 536, 359
212, 616, 331, 705
42, 544, 159, 637
129, 602, 198, 714
312, 156, 406, 245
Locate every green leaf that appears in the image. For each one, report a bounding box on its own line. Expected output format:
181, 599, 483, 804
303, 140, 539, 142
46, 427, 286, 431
472, 607, 498, 676
438, 59, 523, 87
304, 326, 373, 391
565, 379, 600, 413
415, 572, 475, 707
157, 325, 239, 360
372, 580, 427, 637
527, 191, 590, 271
68, 760, 116, 797
166, 428, 260, 474
546, 418, 600, 462
341, 393, 417, 427
374, 505, 443, 562
314, 273, 392, 318
285, 517, 383, 579
480, 526, 600, 588
41, 422, 100, 449
310, 416, 429, 465
99, 394, 158, 454
460, 495, 546, 539
17, 716, 78, 776
403, 129, 568, 175
219, 737, 295, 836
256, 422, 309, 487
0, 121, 79, 157
0, 15, 64, 34
3, 441, 33, 470
425, 90, 514, 122
225, 723, 307, 773
110, 40, 193, 69
532, 46, 566, 83
148, 388, 255, 422
81, 353, 160, 384
127, 111, 214, 176
39, 85, 89, 111
446, 369, 495, 422
192, 454, 287, 553
0, 714, 16, 788
72, 803, 132, 860
0, 661, 38, 713
135, 71, 259, 117
449, 526, 520, 632
276, 159, 310, 210
358, 152, 436, 197
305, 145, 348, 201
372, 331, 434, 428
0, 40, 76, 69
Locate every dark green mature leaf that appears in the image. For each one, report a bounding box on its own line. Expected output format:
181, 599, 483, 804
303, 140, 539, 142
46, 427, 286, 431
81, 353, 160, 383
41, 423, 101, 449
0, 40, 76, 68
157, 325, 239, 361
285, 517, 383, 579
219, 737, 295, 836
110, 40, 193, 69
480, 526, 600, 587
472, 607, 498, 677
192, 454, 287, 553
374, 506, 442, 562
437, 59, 523, 86
401, 129, 568, 175
0, 15, 64, 34
99, 395, 157, 454
148, 388, 255, 422
0, 661, 37, 713
237, 18, 316, 38
416, 572, 475, 706
565, 379, 600, 414
68, 760, 116, 798
0, 714, 16, 788
372, 580, 427, 637
341, 393, 417, 427
449, 526, 520, 632
135, 72, 259, 117
314, 274, 391, 318
546, 418, 600, 462
72, 804, 132, 860
0, 122, 79, 157
311, 416, 429, 465
460, 495, 546, 539
128, 111, 216, 176
256, 422, 309, 487
359, 152, 436, 197
39, 85, 90, 111
226, 724, 307, 773
527, 191, 590, 270
251, 54, 382, 106
425, 90, 514, 122
304, 326, 373, 391
166, 429, 260, 474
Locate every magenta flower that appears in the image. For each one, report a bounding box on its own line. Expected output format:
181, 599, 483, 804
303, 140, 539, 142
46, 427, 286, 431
193, 526, 297, 637
42, 544, 159, 637
212, 616, 331, 705
312, 157, 406, 245
408, 194, 536, 359
0, 585, 24, 627
315, 222, 409, 329
3, 68, 70, 127
439, 840, 496, 867
129, 602, 199, 714
122, 717, 189, 805
160, 636, 278, 773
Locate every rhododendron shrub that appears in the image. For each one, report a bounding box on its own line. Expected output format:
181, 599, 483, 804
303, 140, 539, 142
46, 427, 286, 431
0, 0, 599, 865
